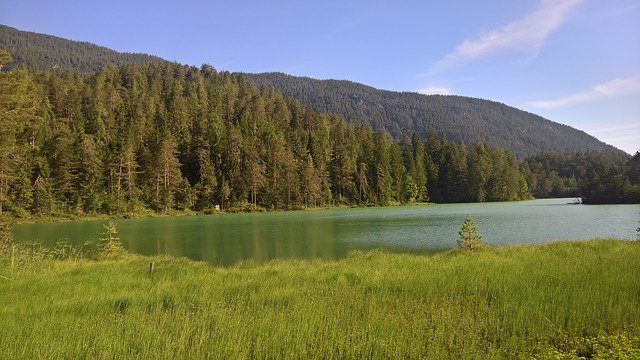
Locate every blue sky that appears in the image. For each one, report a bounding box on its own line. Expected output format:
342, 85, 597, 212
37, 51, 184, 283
2, 0, 639, 154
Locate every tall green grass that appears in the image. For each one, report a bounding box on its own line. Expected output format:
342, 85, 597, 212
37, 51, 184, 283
1, 239, 639, 359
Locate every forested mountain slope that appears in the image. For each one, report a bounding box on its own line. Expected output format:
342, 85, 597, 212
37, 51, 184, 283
1, 52, 535, 217
246, 72, 620, 159
0, 26, 635, 211
0, 24, 620, 159
0, 24, 164, 73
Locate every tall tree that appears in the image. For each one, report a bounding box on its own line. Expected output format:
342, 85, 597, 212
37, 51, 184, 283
0, 50, 48, 214
468, 142, 490, 202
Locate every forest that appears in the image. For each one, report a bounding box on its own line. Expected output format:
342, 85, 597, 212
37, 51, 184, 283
0, 50, 535, 218
246, 72, 619, 158
0, 24, 164, 74
525, 151, 640, 204
1, 24, 620, 159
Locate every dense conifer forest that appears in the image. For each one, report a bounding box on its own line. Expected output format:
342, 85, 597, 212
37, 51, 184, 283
0, 50, 537, 217
0, 25, 163, 74
1, 24, 621, 159
246, 72, 620, 158
524, 151, 640, 203
1, 24, 637, 211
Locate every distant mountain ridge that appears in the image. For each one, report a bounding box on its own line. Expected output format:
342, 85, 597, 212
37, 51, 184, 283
0, 24, 163, 73
0, 24, 621, 158
245, 72, 621, 158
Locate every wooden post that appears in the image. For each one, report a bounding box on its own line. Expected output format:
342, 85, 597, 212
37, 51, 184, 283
10, 245, 15, 270
149, 262, 155, 273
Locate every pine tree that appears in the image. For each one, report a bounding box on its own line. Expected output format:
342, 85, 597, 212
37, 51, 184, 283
457, 216, 485, 252
301, 154, 321, 208
193, 147, 217, 211
99, 221, 124, 259
469, 142, 490, 202
412, 133, 428, 202
0, 51, 30, 214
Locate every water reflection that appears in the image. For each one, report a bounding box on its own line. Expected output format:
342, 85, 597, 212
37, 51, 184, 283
13, 199, 640, 266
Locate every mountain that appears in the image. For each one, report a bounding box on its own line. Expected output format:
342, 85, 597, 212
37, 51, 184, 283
0, 24, 164, 73
245, 73, 621, 159
0, 24, 621, 158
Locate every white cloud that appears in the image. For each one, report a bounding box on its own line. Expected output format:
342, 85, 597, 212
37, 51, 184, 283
587, 123, 640, 135
530, 76, 640, 109
417, 86, 454, 96
429, 0, 582, 73
586, 123, 640, 155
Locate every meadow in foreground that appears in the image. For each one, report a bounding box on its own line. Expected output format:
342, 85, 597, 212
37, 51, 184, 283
1, 239, 639, 359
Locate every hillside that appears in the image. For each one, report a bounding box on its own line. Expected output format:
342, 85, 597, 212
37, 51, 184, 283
0, 24, 164, 73
0, 24, 621, 158
245, 72, 620, 158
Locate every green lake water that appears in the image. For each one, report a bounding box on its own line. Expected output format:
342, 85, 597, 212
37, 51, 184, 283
13, 198, 640, 266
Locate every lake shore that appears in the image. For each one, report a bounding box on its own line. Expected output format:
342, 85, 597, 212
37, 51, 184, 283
8, 201, 439, 224
13, 199, 639, 267
1, 239, 638, 359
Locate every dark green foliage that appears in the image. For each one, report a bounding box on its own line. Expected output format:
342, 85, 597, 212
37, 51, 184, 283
457, 216, 485, 252
246, 72, 621, 159
0, 25, 163, 73
2, 25, 630, 208
1, 56, 533, 217
1, 25, 622, 160
525, 151, 640, 204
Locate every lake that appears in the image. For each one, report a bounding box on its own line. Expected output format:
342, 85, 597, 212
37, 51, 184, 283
13, 198, 640, 266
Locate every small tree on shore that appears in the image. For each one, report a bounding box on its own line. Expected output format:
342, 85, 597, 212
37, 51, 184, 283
457, 216, 485, 252
99, 222, 124, 259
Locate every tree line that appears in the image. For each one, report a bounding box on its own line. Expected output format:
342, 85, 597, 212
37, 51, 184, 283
0, 24, 164, 74
524, 151, 640, 204
0, 51, 534, 217
246, 72, 620, 159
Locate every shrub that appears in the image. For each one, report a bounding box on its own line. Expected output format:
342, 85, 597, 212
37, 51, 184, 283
0, 217, 13, 249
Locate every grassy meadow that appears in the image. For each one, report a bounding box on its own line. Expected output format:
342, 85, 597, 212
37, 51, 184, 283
1, 239, 639, 359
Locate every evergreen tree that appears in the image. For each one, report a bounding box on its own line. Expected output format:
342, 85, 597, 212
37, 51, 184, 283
75, 134, 104, 212
457, 216, 485, 252
152, 133, 184, 210
301, 153, 322, 208
373, 132, 392, 205
193, 147, 217, 211
0, 59, 542, 218
411, 133, 428, 202
468, 143, 490, 202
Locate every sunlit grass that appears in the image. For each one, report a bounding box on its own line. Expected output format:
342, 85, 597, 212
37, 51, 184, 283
1, 239, 639, 359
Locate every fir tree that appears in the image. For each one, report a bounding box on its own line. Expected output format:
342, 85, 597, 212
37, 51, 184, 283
457, 216, 485, 252
99, 222, 124, 259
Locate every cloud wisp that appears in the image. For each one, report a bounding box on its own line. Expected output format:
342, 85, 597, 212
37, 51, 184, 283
587, 123, 640, 135
585, 123, 640, 154
530, 76, 640, 109
428, 0, 582, 74
417, 86, 454, 96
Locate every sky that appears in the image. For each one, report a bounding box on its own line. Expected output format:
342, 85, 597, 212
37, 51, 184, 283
1, 0, 639, 154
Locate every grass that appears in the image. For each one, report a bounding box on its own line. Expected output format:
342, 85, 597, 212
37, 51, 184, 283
0, 239, 639, 359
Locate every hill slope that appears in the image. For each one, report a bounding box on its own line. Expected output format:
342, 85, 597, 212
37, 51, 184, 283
0, 24, 620, 158
246, 73, 621, 158
0, 24, 164, 73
